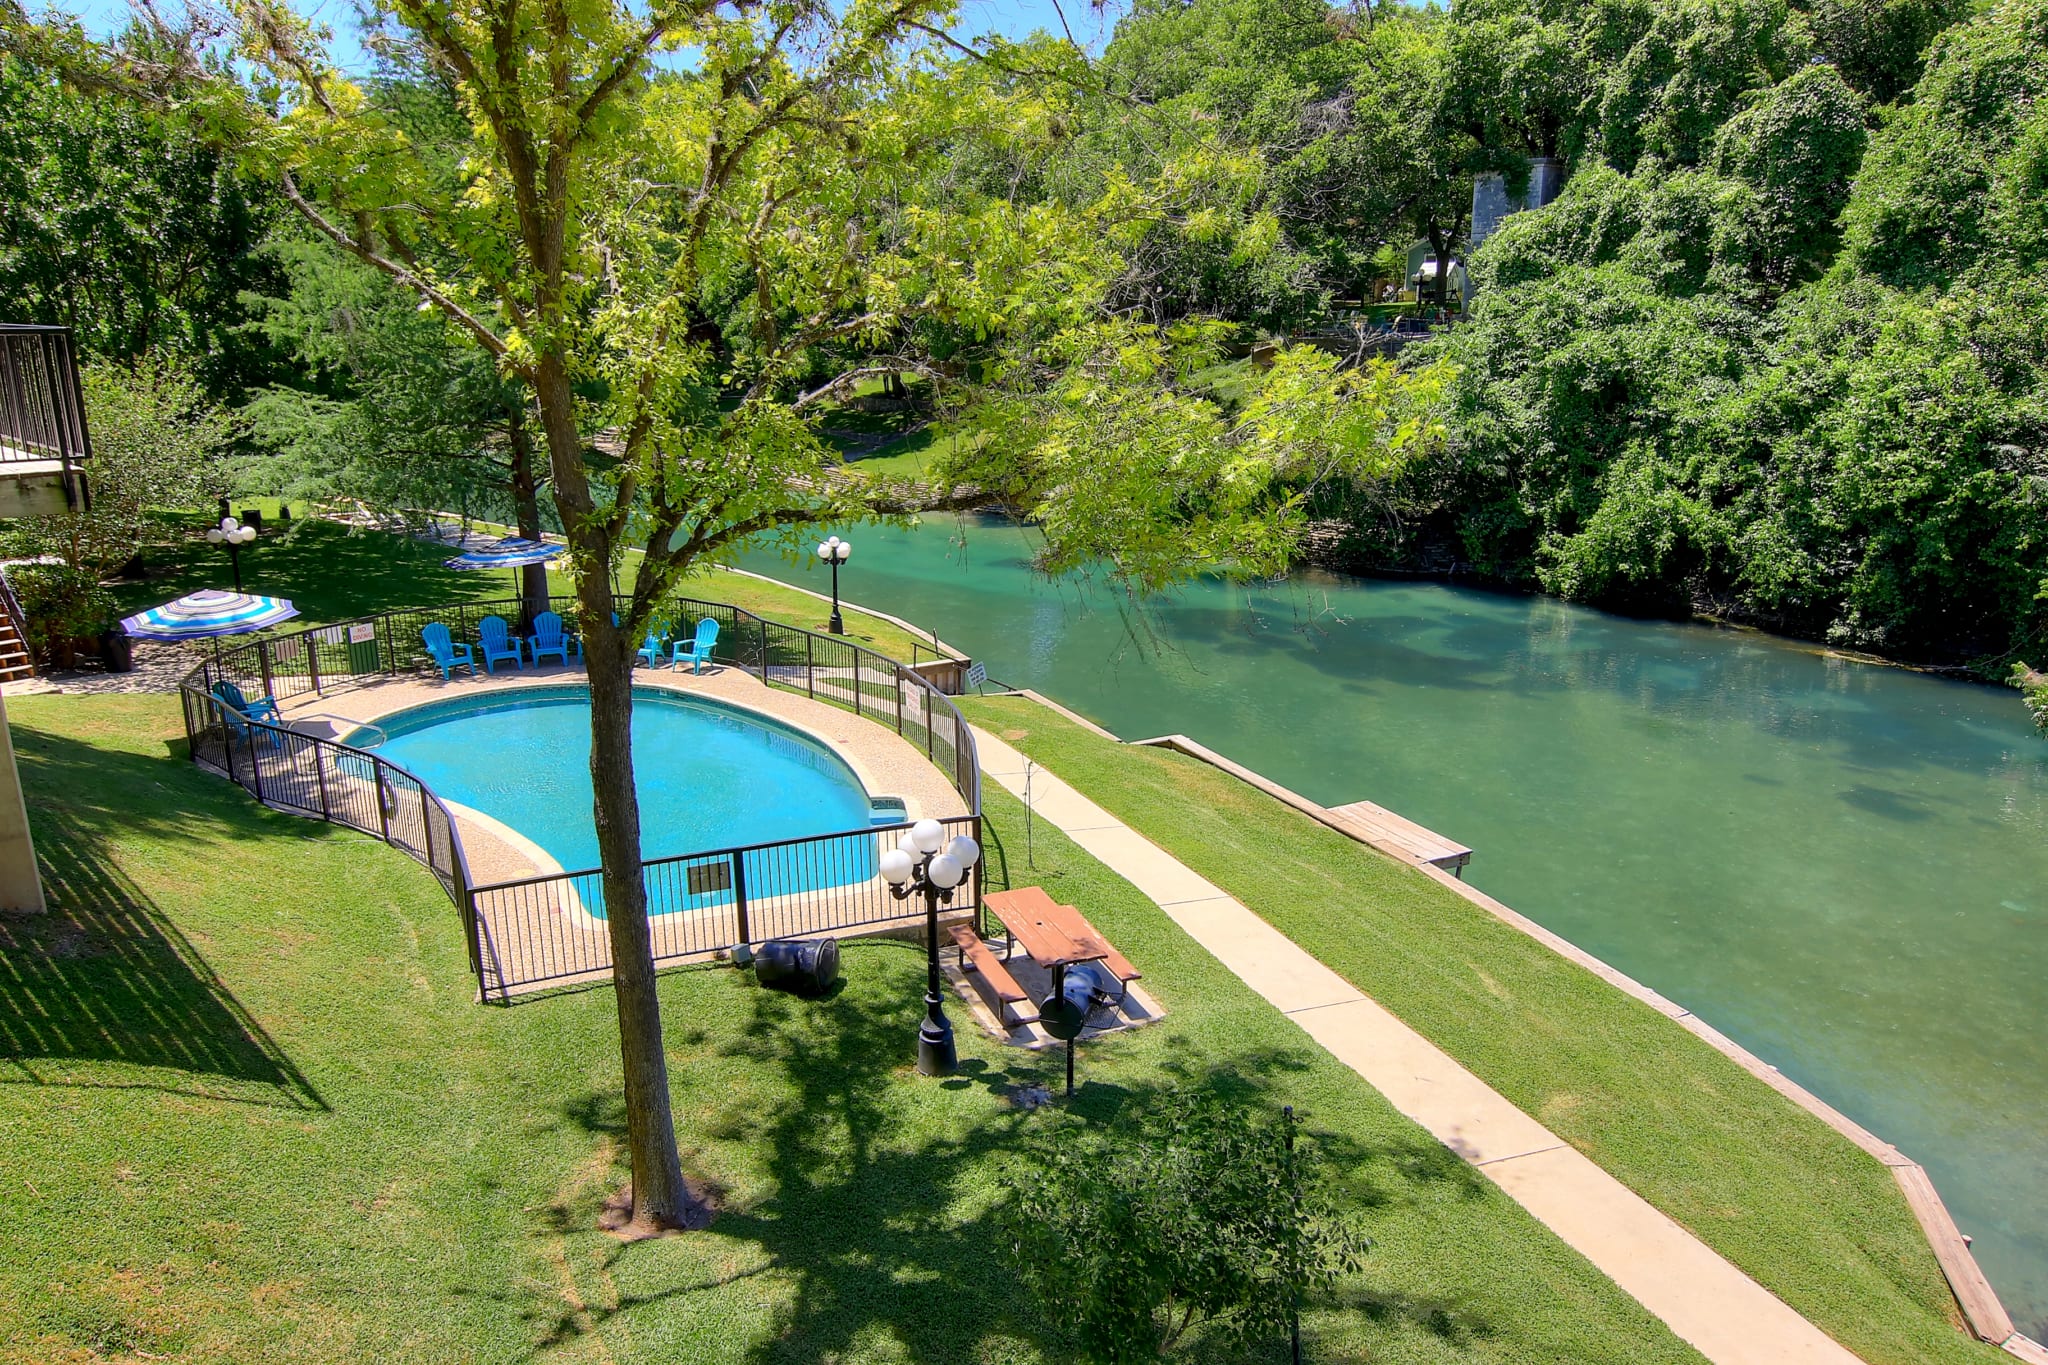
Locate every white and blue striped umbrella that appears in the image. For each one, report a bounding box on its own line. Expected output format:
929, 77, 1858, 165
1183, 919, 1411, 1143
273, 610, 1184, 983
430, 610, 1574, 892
121, 589, 300, 641
443, 537, 564, 570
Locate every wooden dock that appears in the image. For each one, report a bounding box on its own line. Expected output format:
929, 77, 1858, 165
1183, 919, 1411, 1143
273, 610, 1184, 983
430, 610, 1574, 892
1326, 799, 1472, 876
1126, 732, 1473, 878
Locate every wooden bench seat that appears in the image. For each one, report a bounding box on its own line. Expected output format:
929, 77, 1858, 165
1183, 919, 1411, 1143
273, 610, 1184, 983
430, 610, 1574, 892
949, 922, 1034, 1027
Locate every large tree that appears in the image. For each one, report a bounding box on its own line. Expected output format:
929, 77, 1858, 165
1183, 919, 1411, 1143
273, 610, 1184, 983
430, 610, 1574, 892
194, 0, 1145, 1235
0, 0, 1448, 1235
0, 39, 284, 396
242, 236, 556, 615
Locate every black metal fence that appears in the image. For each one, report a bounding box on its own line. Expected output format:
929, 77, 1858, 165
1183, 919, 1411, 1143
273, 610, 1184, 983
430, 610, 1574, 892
468, 814, 983, 995
0, 325, 91, 507
178, 593, 982, 1000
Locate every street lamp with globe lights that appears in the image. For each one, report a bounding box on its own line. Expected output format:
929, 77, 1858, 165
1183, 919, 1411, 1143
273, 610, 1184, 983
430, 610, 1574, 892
206, 516, 258, 591
816, 535, 851, 634
879, 818, 981, 1076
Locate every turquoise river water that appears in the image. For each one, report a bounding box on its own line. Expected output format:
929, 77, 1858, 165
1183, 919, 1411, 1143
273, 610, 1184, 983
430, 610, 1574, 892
738, 512, 2048, 1335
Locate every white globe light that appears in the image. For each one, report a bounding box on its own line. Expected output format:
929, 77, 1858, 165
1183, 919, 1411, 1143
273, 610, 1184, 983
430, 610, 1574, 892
236, 526, 257, 543
910, 819, 945, 854
879, 847, 914, 886
945, 834, 981, 869
206, 529, 224, 543
220, 516, 237, 533
897, 833, 922, 860
835, 540, 851, 561
927, 852, 964, 889
816, 541, 832, 561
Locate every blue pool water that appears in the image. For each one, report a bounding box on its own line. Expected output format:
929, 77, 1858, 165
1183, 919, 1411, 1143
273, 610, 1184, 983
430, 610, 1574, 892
347, 686, 877, 913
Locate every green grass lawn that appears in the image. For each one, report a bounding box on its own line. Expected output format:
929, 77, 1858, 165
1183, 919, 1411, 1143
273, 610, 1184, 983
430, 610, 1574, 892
109, 515, 509, 629
0, 694, 1711, 1363
108, 517, 945, 661
958, 694, 1999, 1365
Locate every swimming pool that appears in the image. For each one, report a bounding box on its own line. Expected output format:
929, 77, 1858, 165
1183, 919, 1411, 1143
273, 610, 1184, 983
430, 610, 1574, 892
344, 685, 882, 914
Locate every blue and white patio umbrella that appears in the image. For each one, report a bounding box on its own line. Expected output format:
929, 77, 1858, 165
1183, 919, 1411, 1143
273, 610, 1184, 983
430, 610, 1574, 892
120, 589, 301, 641
444, 536, 565, 599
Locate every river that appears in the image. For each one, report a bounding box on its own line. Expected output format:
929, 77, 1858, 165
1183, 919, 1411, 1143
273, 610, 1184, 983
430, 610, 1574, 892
735, 512, 2048, 1335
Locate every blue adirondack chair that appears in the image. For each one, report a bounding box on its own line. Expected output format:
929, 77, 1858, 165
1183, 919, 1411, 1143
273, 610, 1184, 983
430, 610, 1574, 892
421, 623, 476, 679
211, 681, 283, 748
670, 618, 720, 673
214, 678, 281, 722
476, 615, 525, 673
528, 611, 579, 666
635, 628, 667, 668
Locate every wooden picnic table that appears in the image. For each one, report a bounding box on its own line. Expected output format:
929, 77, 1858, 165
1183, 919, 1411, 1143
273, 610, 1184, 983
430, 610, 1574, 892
983, 886, 1112, 970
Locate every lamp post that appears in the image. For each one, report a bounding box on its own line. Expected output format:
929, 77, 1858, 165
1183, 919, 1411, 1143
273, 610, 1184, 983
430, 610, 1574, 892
880, 817, 981, 1076
816, 534, 851, 635
207, 516, 258, 591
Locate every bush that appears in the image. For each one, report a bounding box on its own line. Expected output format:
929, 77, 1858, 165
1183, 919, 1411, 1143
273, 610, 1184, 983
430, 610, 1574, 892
2013, 663, 2048, 733
11, 564, 117, 668
999, 1093, 1369, 1364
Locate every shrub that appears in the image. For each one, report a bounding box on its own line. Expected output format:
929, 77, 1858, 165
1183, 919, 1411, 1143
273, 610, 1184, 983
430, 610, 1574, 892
12, 564, 117, 668
999, 1093, 1369, 1364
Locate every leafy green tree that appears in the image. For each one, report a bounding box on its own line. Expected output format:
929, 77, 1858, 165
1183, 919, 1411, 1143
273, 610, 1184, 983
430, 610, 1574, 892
16, 356, 233, 582
196, 0, 1442, 1234
1001, 1095, 1369, 1364
1844, 0, 2048, 288
1710, 63, 1866, 292
1092, 0, 1479, 319
0, 47, 283, 396
1802, 0, 1975, 103
1592, 0, 1806, 172
947, 321, 1450, 591
241, 236, 555, 613
224, 0, 1044, 1232
2012, 663, 2048, 733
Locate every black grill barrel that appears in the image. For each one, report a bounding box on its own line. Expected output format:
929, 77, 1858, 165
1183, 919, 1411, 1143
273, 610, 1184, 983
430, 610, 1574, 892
754, 937, 841, 997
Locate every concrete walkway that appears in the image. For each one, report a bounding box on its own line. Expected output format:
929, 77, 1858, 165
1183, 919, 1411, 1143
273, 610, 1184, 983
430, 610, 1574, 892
973, 727, 1864, 1365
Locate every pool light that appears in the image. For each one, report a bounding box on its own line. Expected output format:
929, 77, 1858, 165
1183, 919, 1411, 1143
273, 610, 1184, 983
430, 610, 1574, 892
881, 817, 983, 1076
816, 535, 852, 635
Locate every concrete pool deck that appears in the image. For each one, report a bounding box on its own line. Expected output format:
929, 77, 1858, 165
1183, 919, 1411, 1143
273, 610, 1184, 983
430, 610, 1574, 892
268, 660, 971, 996
972, 724, 1865, 1365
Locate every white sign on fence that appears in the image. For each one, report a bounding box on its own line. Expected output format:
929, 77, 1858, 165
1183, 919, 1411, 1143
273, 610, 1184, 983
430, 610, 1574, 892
347, 623, 376, 644
964, 660, 988, 691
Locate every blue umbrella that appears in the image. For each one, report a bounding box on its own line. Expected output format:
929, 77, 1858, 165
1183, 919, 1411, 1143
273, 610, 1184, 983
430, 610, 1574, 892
444, 536, 564, 602
442, 536, 564, 571
121, 588, 300, 641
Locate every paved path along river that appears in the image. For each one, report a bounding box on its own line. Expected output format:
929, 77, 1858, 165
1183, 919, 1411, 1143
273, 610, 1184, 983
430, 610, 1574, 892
738, 512, 2048, 1335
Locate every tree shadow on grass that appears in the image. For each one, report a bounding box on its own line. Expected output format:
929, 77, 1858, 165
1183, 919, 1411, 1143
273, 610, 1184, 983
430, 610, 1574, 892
0, 803, 325, 1110
2, 719, 327, 1110
525, 941, 1498, 1362
112, 519, 499, 625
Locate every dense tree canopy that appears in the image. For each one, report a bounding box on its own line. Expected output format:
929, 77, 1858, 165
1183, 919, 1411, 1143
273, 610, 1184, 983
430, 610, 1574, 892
1399, 0, 2048, 666
3, 0, 2041, 671
0, 46, 285, 394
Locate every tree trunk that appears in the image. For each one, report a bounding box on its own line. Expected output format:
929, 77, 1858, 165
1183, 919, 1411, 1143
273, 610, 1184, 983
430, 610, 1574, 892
532, 352, 701, 1233
1426, 224, 1451, 309
507, 398, 550, 625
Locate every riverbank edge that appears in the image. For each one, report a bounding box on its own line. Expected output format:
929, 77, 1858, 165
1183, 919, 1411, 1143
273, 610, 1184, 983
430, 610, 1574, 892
984, 684, 2045, 1363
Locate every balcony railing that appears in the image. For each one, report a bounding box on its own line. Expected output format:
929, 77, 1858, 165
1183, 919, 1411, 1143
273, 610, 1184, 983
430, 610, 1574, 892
0, 325, 91, 509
